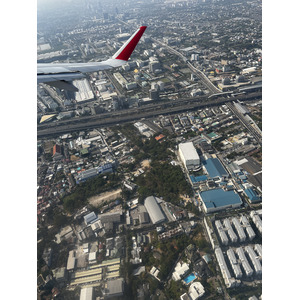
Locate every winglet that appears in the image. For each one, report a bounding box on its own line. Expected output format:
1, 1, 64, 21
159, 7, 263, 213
112, 26, 147, 61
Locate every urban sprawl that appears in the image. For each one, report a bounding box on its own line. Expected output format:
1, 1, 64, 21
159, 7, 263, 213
37, 1, 262, 300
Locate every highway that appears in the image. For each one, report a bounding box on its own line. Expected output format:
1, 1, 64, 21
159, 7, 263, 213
151, 37, 220, 94
226, 102, 262, 145
37, 92, 261, 138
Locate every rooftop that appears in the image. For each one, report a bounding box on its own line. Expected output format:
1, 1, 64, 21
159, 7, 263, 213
203, 158, 228, 179
200, 188, 242, 209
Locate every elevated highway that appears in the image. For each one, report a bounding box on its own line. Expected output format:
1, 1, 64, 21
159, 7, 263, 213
37, 92, 261, 138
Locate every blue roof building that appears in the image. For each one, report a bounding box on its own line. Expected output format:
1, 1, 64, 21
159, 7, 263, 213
244, 188, 261, 203
189, 175, 208, 185
203, 158, 229, 179
200, 188, 242, 213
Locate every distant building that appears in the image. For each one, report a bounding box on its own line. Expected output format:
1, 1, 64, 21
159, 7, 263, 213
189, 281, 205, 299
104, 278, 124, 299
200, 189, 242, 213
202, 158, 229, 180
178, 142, 200, 171
53, 267, 67, 283
172, 261, 190, 281
84, 212, 98, 225
149, 88, 160, 100
80, 287, 94, 300
144, 196, 166, 224
53, 144, 63, 160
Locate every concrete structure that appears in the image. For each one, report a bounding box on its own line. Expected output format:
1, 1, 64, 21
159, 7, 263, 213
200, 189, 242, 213
245, 246, 262, 275
67, 250, 76, 271
227, 248, 243, 279
250, 211, 262, 234
188, 281, 205, 299
144, 196, 166, 224
240, 215, 256, 240
80, 287, 94, 300
172, 261, 190, 281
215, 220, 229, 245
236, 247, 253, 277
215, 247, 236, 288
254, 244, 262, 259
73, 79, 94, 102
113, 72, 128, 87
178, 142, 200, 170
104, 278, 124, 299
223, 219, 238, 243
232, 218, 246, 242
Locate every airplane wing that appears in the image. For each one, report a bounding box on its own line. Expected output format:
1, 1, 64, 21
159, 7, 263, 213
37, 26, 147, 91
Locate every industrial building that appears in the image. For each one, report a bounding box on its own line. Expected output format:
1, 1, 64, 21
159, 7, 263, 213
215, 220, 229, 245
232, 218, 247, 242
223, 219, 238, 243
202, 158, 229, 180
244, 188, 261, 203
236, 247, 253, 277
76, 163, 113, 184
199, 189, 243, 213
178, 142, 200, 171
245, 246, 262, 275
215, 247, 236, 288
104, 278, 124, 299
73, 79, 94, 102
240, 215, 256, 240
227, 248, 243, 279
80, 287, 94, 300
144, 196, 166, 224
84, 212, 98, 225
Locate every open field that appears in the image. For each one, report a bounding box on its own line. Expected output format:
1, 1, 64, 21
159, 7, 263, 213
88, 189, 122, 207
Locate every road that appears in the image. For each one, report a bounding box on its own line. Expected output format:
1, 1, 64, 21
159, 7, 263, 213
226, 102, 262, 145
37, 92, 261, 138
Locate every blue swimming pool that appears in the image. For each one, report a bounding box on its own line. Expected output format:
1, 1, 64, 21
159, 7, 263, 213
183, 273, 196, 284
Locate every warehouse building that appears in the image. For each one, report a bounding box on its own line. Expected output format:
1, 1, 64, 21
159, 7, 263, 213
215, 247, 236, 288
232, 218, 247, 242
215, 220, 229, 245
202, 158, 229, 180
76, 163, 113, 184
244, 188, 261, 203
223, 219, 238, 243
227, 248, 243, 279
80, 287, 94, 300
104, 278, 124, 299
199, 189, 243, 213
236, 247, 253, 277
245, 246, 262, 275
144, 196, 166, 224
84, 212, 98, 226
178, 142, 200, 171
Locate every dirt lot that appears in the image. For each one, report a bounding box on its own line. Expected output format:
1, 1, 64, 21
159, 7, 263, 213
141, 159, 151, 168
88, 189, 122, 207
